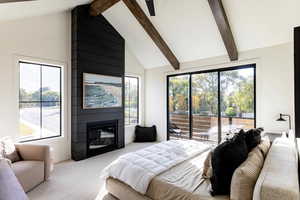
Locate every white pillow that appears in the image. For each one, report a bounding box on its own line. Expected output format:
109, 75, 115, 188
0, 137, 21, 163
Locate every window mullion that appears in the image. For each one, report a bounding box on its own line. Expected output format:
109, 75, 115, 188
189, 74, 192, 140
60, 67, 62, 136
129, 79, 131, 125
40, 65, 43, 139
137, 77, 139, 124
217, 71, 221, 144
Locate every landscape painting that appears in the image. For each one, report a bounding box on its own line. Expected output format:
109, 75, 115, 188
83, 73, 122, 109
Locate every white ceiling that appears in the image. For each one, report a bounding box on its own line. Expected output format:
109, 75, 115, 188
0, 0, 300, 69
0, 0, 91, 21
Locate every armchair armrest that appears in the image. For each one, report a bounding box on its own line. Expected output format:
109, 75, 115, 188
15, 144, 53, 180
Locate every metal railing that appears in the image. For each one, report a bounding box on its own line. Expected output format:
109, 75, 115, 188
169, 113, 254, 142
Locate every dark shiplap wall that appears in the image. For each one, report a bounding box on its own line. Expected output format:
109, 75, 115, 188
72, 5, 125, 161
295, 27, 300, 138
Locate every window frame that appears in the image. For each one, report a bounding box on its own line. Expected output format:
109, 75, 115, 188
166, 64, 256, 142
125, 76, 140, 126
18, 61, 63, 142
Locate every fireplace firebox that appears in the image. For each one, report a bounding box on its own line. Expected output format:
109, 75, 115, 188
87, 120, 118, 157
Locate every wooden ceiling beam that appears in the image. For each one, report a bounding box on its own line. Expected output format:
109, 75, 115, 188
122, 0, 180, 70
90, 0, 120, 16
208, 0, 238, 61
89, 0, 179, 69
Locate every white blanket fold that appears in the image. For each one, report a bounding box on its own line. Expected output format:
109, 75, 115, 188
102, 140, 210, 194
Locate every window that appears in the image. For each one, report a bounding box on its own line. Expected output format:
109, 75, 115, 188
168, 75, 190, 138
167, 64, 255, 143
19, 61, 62, 141
125, 76, 139, 125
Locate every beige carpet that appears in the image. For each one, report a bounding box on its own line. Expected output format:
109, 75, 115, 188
27, 143, 154, 200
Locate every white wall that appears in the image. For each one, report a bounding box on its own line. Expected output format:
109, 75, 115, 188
124, 47, 145, 144
0, 12, 145, 162
145, 43, 295, 141
0, 12, 72, 163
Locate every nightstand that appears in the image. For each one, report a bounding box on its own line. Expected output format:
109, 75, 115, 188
262, 131, 285, 142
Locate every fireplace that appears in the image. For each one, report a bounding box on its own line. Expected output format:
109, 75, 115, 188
87, 120, 118, 157
71, 5, 125, 161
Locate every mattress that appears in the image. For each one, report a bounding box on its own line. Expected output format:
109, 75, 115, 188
106, 150, 229, 200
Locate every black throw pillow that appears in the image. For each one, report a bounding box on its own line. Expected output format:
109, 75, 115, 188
210, 130, 248, 196
245, 127, 264, 152
134, 125, 157, 142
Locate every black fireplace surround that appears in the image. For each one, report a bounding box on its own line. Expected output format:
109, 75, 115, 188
71, 5, 125, 161
87, 120, 118, 157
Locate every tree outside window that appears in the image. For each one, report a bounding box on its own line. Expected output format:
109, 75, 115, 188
125, 76, 139, 126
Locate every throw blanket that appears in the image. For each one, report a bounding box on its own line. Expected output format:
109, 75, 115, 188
102, 140, 210, 194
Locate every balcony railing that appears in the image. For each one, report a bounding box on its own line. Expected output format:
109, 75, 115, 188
169, 113, 254, 142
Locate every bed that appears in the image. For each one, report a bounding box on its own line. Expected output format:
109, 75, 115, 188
102, 140, 228, 200
106, 150, 228, 200
102, 137, 299, 200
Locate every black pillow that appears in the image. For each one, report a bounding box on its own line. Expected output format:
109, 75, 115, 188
134, 125, 157, 142
210, 130, 248, 196
245, 128, 264, 152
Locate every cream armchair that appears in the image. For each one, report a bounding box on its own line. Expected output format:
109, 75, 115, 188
12, 144, 53, 192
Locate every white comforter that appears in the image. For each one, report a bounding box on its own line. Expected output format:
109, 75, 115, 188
102, 140, 211, 194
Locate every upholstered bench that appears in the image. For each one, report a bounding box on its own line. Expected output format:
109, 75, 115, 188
0, 159, 28, 200
253, 138, 299, 200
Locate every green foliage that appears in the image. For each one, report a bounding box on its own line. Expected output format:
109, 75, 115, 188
169, 76, 189, 112
20, 87, 60, 105
225, 106, 237, 117
43, 90, 59, 101
192, 73, 218, 115
169, 70, 254, 118
232, 80, 254, 114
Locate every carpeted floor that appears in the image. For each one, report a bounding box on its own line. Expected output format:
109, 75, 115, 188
27, 142, 154, 200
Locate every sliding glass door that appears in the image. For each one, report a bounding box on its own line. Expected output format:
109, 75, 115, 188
191, 72, 219, 142
168, 75, 190, 139
167, 65, 255, 143
220, 68, 255, 140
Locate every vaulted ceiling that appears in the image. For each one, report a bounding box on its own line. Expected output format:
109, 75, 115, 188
0, 0, 300, 69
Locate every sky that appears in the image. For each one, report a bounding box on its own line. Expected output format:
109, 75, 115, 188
20, 62, 60, 93
236, 67, 254, 78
